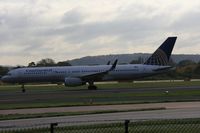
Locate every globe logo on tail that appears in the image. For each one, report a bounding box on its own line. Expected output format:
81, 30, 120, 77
144, 37, 177, 66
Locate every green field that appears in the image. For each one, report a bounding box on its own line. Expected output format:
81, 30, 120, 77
0, 81, 200, 110
1, 118, 200, 133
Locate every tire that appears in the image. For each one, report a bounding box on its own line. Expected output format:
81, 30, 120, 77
88, 85, 97, 90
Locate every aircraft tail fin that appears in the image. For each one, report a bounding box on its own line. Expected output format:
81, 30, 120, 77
144, 37, 177, 66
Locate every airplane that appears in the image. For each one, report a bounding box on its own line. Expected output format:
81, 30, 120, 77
1, 37, 177, 92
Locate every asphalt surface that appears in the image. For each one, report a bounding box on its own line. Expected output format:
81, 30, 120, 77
0, 105, 200, 128
0, 101, 200, 115
0, 86, 200, 105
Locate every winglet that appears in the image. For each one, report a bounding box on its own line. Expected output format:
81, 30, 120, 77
109, 59, 118, 71
107, 61, 111, 65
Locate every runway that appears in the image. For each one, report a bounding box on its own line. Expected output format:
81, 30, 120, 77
0, 86, 200, 106
0, 101, 200, 115
0, 102, 200, 128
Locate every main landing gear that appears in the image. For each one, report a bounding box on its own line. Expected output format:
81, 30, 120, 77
21, 84, 26, 93
88, 82, 97, 90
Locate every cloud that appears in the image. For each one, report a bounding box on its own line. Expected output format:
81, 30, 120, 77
61, 9, 84, 25
42, 16, 166, 44
172, 11, 200, 31
0, 0, 200, 65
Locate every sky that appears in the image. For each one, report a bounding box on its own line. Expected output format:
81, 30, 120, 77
0, 0, 200, 66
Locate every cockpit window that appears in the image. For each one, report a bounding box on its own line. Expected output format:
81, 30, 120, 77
7, 73, 12, 76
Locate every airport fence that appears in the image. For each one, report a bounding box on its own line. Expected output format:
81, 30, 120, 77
1, 118, 200, 133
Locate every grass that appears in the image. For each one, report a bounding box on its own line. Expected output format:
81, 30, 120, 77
0, 81, 200, 110
128, 118, 200, 133
1, 118, 200, 133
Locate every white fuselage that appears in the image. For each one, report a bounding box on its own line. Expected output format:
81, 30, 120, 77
1, 64, 171, 84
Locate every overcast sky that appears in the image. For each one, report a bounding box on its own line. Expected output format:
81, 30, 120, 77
0, 0, 200, 65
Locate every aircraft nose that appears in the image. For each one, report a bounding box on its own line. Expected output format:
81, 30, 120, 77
1, 76, 8, 82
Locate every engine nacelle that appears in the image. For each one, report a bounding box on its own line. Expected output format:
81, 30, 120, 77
64, 77, 85, 87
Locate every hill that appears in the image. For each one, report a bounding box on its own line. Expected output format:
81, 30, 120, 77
68, 53, 200, 65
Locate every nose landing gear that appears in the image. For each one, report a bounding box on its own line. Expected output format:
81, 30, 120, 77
21, 84, 26, 93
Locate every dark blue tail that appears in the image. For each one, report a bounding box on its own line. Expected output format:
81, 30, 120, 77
144, 37, 177, 66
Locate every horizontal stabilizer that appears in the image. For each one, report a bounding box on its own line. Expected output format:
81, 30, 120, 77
153, 66, 174, 71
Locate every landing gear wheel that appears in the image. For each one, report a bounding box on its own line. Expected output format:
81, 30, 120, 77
88, 85, 97, 90
22, 88, 26, 93
21, 85, 26, 93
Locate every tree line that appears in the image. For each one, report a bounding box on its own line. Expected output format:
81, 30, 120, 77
27, 58, 71, 67
130, 58, 200, 80
0, 58, 71, 76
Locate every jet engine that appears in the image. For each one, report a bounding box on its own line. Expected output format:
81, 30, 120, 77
64, 77, 85, 87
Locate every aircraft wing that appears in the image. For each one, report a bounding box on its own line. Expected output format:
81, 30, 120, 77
79, 59, 118, 81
